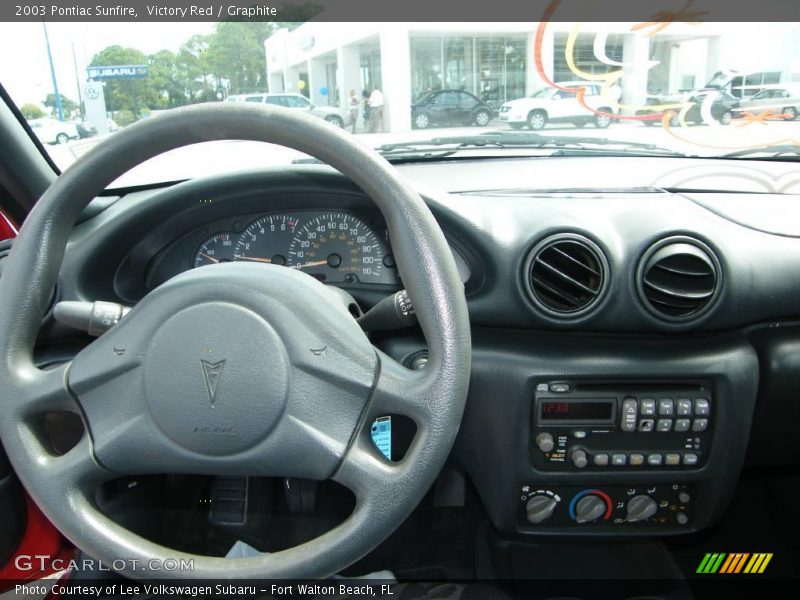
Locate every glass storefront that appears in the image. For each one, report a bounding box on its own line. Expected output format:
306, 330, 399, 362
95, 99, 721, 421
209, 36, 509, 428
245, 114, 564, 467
410, 35, 527, 107
360, 49, 382, 94
553, 32, 623, 83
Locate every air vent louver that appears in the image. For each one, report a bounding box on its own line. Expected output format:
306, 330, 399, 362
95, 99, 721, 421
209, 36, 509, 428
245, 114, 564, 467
525, 234, 606, 315
639, 238, 720, 320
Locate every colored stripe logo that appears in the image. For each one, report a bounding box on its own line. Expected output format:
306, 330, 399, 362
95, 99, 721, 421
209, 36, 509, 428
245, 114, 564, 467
697, 553, 773, 574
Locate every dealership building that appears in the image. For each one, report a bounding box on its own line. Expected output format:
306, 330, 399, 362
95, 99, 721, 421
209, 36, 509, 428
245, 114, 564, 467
263, 22, 800, 131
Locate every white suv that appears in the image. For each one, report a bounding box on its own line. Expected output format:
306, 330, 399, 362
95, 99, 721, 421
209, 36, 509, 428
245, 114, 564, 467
226, 93, 353, 129
498, 82, 617, 130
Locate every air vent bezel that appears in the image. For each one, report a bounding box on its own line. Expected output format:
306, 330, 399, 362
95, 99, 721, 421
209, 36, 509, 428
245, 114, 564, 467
522, 232, 609, 319
636, 235, 722, 323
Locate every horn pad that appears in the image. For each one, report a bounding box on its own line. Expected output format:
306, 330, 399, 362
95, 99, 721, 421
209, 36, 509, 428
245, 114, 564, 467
144, 302, 289, 456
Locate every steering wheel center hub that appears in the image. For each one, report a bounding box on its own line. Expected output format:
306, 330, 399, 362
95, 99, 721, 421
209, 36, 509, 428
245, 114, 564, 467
144, 301, 289, 456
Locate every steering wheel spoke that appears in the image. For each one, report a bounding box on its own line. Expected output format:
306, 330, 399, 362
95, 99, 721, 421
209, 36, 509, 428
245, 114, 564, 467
14, 362, 77, 419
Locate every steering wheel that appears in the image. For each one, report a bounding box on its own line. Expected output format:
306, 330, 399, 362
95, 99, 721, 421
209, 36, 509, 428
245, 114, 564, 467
0, 104, 471, 579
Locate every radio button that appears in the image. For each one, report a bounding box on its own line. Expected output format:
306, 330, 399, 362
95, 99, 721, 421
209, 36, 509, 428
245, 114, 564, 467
621, 398, 638, 432
611, 453, 627, 466
695, 398, 710, 416
677, 399, 693, 416
638, 419, 655, 432
658, 398, 675, 416
593, 453, 609, 466
674, 419, 691, 432
683, 453, 699, 466
573, 430, 587, 439
656, 418, 673, 432
676, 512, 689, 525
571, 449, 588, 469
665, 453, 681, 466
640, 399, 656, 416
629, 453, 645, 466
549, 382, 571, 393
692, 418, 709, 432
647, 453, 663, 466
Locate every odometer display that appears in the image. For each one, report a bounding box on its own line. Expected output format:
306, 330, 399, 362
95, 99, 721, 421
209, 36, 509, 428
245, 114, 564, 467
287, 213, 393, 284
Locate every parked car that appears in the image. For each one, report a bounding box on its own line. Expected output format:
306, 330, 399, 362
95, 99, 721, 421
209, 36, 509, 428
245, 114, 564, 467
411, 90, 494, 129
705, 69, 800, 99
637, 89, 739, 126
498, 82, 617, 130
226, 93, 353, 128
26, 117, 80, 145
731, 85, 800, 121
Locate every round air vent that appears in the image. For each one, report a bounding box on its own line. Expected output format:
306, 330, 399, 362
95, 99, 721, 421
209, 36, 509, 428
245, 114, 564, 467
524, 233, 608, 316
638, 237, 721, 321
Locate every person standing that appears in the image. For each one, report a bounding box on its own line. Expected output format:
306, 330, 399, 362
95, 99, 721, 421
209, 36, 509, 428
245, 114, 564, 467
367, 87, 384, 133
348, 90, 359, 133
362, 89, 371, 131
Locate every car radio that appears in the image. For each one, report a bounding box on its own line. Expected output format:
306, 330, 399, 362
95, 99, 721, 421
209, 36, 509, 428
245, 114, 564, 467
531, 381, 713, 471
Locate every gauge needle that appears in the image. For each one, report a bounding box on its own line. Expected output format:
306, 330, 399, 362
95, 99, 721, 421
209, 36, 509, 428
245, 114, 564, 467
199, 253, 219, 263
235, 256, 273, 264
292, 259, 328, 270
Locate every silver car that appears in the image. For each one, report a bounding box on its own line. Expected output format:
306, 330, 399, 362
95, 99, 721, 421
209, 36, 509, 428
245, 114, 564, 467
732, 85, 800, 121
226, 92, 353, 128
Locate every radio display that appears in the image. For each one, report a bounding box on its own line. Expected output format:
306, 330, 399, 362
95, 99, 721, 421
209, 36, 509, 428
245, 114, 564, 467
540, 400, 614, 422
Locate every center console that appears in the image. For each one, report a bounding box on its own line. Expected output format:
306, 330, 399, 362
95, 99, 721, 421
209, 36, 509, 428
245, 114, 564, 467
384, 331, 759, 539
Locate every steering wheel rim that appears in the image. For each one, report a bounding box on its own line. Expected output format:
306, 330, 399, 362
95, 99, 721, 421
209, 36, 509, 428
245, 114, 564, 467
0, 104, 471, 579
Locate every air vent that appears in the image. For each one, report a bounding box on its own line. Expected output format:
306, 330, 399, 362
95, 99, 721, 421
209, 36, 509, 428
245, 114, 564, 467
524, 234, 607, 316
638, 237, 720, 320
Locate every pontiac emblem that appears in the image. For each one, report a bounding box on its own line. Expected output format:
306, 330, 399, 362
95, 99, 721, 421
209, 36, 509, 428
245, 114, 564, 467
200, 359, 226, 407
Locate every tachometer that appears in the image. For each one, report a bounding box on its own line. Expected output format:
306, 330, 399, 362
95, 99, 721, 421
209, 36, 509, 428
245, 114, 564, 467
287, 213, 394, 284
193, 232, 236, 267
233, 214, 301, 266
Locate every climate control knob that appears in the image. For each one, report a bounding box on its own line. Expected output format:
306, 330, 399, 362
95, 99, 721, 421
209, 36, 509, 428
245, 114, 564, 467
525, 494, 558, 524
574, 494, 607, 523
626, 495, 658, 522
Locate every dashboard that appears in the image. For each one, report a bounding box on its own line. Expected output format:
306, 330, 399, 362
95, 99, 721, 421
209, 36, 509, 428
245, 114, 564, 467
25, 154, 800, 542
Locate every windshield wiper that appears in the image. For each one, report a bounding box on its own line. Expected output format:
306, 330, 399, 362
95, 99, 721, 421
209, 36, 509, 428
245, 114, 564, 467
377, 131, 686, 158
721, 145, 800, 160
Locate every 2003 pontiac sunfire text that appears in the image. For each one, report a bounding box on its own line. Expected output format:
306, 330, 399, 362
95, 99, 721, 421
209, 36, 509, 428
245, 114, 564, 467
32, 5, 279, 18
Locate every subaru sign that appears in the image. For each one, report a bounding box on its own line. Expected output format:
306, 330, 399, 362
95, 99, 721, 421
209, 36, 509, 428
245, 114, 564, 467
87, 65, 148, 80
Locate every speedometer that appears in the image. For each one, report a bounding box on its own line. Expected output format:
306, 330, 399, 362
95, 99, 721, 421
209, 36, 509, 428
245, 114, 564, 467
233, 214, 300, 266
287, 213, 394, 285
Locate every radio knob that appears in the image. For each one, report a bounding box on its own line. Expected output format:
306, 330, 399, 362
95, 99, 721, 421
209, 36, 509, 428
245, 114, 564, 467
626, 495, 658, 522
574, 494, 607, 523
535, 432, 555, 453
525, 494, 558, 524
571, 449, 588, 469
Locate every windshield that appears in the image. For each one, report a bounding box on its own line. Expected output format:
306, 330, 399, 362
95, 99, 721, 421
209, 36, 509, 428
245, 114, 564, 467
1, 18, 799, 186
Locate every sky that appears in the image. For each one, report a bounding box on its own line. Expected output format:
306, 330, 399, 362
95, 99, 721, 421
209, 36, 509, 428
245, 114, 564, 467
0, 22, 215, 108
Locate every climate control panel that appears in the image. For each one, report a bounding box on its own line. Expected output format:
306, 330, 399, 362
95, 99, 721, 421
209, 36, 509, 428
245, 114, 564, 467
531, 381, 713, 471
518, 483, 693, 530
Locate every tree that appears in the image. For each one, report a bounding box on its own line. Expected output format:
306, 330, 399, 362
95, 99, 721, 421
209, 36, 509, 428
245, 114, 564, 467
89, 46, 157, 118
43, 94, 78, 116
20, 104, 45, 119
205, 22, 276, 95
